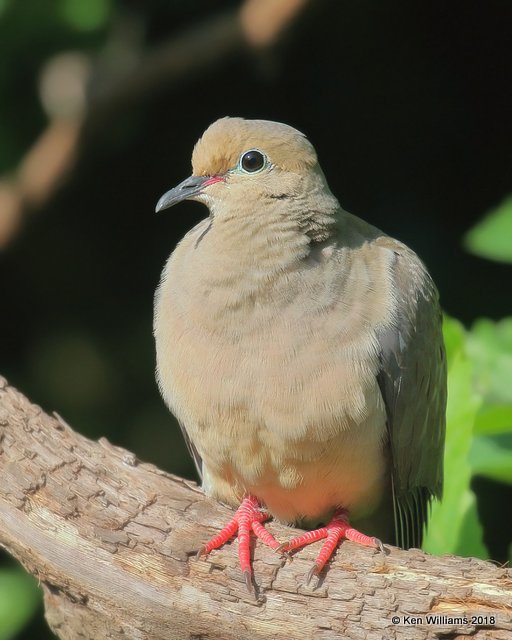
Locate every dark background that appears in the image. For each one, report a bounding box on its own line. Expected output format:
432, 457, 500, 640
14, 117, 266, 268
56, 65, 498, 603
0, 1, 511, 637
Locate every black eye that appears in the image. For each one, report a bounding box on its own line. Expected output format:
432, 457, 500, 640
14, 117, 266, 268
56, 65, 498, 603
240, 150, 266, 173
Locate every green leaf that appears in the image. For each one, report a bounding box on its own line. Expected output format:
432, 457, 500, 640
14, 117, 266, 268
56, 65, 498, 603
474, 403, 512, 436
442, 314, 466, 362
59, 0, 111, 31
467, 318, 512, 404
470, 434, 512, 484
464, 196, 512, 263
0, 0, 10, 18
0, 568, 40, 640
423, 317, 487, 558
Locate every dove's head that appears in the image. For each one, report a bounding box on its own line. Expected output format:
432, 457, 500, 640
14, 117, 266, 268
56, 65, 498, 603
155, 117, 337, 229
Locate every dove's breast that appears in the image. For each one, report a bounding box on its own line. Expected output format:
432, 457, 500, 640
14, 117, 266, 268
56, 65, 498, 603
154, 218, 396, 523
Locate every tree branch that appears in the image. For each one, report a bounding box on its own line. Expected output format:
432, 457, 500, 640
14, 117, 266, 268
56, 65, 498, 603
0, 376, 511, 639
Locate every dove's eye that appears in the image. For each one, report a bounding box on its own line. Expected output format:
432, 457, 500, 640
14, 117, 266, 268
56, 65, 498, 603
240, 149, 266, 173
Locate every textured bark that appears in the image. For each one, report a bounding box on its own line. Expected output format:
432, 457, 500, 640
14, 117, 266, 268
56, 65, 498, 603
0, 377, 511, 640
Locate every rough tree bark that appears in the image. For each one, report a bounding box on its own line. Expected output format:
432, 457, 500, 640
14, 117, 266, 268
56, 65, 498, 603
0, 377, 511, 640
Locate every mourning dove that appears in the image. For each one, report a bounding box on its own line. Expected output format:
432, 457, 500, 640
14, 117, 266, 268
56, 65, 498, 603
154, 117, 446, 588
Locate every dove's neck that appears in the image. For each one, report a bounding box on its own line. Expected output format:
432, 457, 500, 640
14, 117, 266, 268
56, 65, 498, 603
199, 194, 339, 285
206, 211, 310, 276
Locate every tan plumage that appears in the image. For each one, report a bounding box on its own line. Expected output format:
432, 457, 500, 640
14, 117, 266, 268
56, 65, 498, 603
154, 117, 446, 551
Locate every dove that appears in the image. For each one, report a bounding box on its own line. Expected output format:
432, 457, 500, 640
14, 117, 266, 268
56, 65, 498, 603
154, 117, 446, 589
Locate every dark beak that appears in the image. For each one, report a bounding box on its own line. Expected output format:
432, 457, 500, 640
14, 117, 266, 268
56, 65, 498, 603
155, 175, 211, 213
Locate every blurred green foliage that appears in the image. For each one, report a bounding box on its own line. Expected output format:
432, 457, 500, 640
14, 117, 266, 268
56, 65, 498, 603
423, 316, 486, 558
469, 318, 512, 488
0, 0, 110, 172
0, 568, 40, 640
425, 199, 512, 560
465, 202, 512, 501
464, 197, 512, 264
60, 0, 112, 32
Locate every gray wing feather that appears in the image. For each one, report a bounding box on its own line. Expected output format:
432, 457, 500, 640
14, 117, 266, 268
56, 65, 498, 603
376, 243, 447, 549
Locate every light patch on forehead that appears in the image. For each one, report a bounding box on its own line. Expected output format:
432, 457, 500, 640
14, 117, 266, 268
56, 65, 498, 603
191, 117, 318, 176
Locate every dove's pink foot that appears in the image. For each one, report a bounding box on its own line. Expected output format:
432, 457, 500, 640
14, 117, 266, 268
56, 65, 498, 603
282, 508, 383, 584
197, 495, 281, 591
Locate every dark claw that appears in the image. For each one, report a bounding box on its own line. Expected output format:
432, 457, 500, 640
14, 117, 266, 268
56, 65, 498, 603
243, 570, 254, 594
374, 537, 386, 554
305, 564, 320, 586
275, 543, 292, 561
